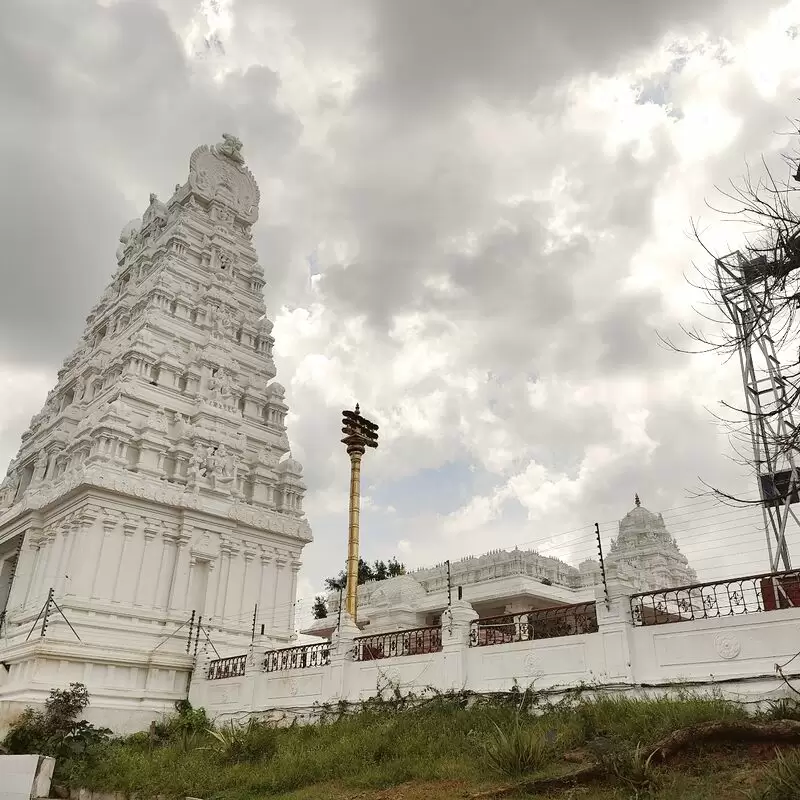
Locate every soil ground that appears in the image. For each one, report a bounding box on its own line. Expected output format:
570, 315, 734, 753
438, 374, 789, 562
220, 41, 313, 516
276, 745, 790, 800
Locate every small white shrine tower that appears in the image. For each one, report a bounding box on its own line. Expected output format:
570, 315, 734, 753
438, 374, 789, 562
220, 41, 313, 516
0, 134, 311, 732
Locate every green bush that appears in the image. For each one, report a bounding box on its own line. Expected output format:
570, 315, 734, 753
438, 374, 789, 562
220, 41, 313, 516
480, 717, 554, 777
148, 700, 212, 747
761, 698, 800, 722
2, 683, 112, 785
587, 739, 658, 792
2, 683, 111, 759
206, 719, 279, 764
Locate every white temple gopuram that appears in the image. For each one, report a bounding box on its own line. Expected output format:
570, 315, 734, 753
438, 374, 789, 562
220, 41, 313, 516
0, 134, 311, 731
304, 496, 696, 639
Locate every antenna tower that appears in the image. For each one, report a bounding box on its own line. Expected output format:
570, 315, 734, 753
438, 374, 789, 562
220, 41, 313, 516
716, 249, 799, 572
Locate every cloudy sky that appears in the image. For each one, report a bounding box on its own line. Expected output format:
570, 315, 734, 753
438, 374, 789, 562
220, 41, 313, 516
3, 0, 800, 627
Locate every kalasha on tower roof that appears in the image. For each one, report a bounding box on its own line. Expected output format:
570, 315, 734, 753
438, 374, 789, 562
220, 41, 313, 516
616, 494, 671, 543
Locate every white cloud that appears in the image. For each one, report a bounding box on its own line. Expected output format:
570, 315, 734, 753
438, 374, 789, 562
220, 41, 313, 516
3, 0, 800, 597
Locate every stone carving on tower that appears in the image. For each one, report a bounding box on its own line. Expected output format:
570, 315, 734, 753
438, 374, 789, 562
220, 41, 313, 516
579, 496, 697, 592
0, 134, 311, 729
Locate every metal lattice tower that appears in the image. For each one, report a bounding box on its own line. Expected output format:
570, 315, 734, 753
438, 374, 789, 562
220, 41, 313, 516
717, 250, 798, 573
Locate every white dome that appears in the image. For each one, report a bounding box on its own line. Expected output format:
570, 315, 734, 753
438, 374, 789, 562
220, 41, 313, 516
267, 381, 286, 398
119, 218, 141, 244
278, 455, 303, 475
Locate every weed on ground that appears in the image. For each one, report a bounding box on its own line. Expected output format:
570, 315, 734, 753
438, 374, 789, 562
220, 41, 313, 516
5, 686, 800, 799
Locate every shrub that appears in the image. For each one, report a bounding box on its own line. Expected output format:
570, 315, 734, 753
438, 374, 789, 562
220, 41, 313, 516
587, 739, 657, 792
480, 717, 554, 777
2, 683, 110, 759
147, 701, 212, 748
206, 719, 278, 764
2, 683, 111, 785
761, 698, 800, 722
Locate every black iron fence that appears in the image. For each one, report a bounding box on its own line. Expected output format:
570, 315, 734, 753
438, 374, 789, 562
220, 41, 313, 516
263, 641, 331, 672
469, 601, 598, 647
354, 626, 443, 661
630, 569, 800, 626
207, 653, 247, 680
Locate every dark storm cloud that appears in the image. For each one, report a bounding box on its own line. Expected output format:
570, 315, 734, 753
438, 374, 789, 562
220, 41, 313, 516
2, 0, 797, 588
0, 147, 130, 366
0, 0, 301, 368
358, 0, 785, 115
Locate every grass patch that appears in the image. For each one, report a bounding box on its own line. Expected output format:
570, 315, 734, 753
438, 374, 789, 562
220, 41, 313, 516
481, 717, 555, 777
746, 748, 800, 800
8, 688, 800, 799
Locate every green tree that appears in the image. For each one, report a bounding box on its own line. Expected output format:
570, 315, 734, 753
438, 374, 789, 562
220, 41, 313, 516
312, 596, 328, 619
322, 557, 406, 593
372, 560, 388, 580
387, 557, 406, 577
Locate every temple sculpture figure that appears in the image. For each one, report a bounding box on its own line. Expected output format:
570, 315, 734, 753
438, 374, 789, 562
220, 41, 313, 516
0, 135, 310, 733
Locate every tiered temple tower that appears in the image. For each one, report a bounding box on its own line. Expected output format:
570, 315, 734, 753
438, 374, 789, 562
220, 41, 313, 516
0, 134, 311, 732
580, 495, 697, 591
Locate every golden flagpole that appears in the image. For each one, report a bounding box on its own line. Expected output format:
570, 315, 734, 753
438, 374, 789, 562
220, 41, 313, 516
345, 443, 364, 620
341, 404, 379, 624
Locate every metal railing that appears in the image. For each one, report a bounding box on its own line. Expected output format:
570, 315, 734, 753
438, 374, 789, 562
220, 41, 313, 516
263, 641, 331, 672
207, 653, 247, 680
469, 601, 598, 647
630, 569, 800, 626
354, 625, 443, 661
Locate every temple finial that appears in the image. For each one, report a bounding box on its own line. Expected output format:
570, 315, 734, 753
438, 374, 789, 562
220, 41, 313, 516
635, 493, 641, 507
355, 403, 360, 414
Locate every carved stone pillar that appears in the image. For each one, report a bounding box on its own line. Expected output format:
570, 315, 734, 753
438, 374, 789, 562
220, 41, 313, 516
37, 528, 58, 600
168, 532, 193, 614
155, 527, 179, 610
238, 548, 256, 627
91, 513, 118, 599
134, 524, 159, 606
28, 532, 49, 607
202, 558, 217, 623
213, 543, 232, 625
44, 522, 67, 595
271, 555, 287, 630
53, 521, 75, 596
60, 516, 82, 596
112, 517, 138, 603
256, 549, 272, 631
16, 527, 44, 611
288, 559, 301, 632
45, 447, 63, 481
218, 542, 238, 623
66, 506, 99, 599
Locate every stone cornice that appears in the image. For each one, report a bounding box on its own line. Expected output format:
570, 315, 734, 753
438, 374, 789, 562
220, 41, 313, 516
0, 465, 312, 544
101, 512, 120, 533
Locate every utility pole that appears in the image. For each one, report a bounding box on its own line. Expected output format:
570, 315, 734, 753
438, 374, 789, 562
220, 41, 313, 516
341, 404, 379, 623
595, 522, 609, 609
717, 250, 798, 572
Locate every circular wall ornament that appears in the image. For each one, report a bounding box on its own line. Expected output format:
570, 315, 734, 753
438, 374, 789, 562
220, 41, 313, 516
288, 679, 298, 697
714, 633, 741, 660
383, 668, 402, 686
523, 653, 541, 675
